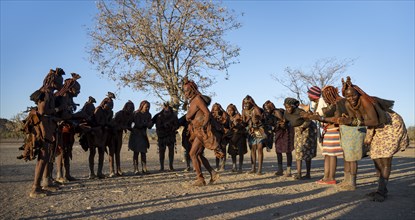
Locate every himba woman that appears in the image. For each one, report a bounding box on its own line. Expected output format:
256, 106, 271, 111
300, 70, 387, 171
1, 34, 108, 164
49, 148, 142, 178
129, 100, 153, 175
109, 100, 135, 177
54, 73, 82, 183
242, 95, 266, 175
211, 103, 230, 171
337, 77, 409, 201
87, 93, 114, 179
262, 100, 279, 152
302, 86, 345, 185
226, 104, 247, 173
283, 97, 317, 180
183, 78, 224, 186
29, 68, 64, 198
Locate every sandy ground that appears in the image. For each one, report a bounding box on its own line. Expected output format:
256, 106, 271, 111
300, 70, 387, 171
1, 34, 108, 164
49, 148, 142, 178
0, 139, 414, 220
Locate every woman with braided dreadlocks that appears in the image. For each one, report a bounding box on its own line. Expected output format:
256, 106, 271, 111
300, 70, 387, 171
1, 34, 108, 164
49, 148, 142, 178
86, 93, 114, 179
53, 73, 82, 183
226, 104, 247, 173
211, 103, 230, 172
302, 86, 346, 185
29, 68, 64, 198
183, 78, 223, 186
336, 77, 409, 201
283, 97, 317, 180
242, 95, 266, 175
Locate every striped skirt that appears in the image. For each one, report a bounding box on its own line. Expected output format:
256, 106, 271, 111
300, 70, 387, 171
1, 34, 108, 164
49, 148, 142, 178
322, 127, 343, 156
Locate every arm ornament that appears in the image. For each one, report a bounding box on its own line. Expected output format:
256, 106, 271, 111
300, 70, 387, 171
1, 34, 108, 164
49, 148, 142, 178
350, 118, 363, 126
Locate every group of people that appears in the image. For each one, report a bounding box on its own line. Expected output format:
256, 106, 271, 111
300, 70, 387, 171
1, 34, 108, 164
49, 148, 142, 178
20, 68, 409, 203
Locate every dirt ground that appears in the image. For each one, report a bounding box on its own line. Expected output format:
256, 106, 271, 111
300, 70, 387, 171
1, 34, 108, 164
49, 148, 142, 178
0, 138, 414, 220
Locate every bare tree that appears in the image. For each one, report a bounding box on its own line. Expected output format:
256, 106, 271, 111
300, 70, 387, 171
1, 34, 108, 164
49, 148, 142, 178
271, 57, 354, 104
88, 0, 241, 110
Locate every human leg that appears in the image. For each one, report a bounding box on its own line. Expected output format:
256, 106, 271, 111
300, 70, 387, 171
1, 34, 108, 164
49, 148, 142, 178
215, 157, 220, 171
322, 155, 330, 181
340, 160, 357, 190
304, 159, 311, 179
159, 145, 166, 171
97, 147, 105, 178
256, 143, 264, 175
133, 152, 139, 175
371, 158, 392, 202
189, 139, 205, 186
294, 160, 302, 180
41, 143, 56, 188
88, 147, 96, 178
55, 151, 65, 183
275, 153, 283, 176
248, 144, 257, 174
285, 152, 292, 177
328, 156, 337, 181
317, 156, 337, 184
238, 153, 244, 173
62, 131, 75, 181
30, 146, 49, 198
115, 135, 123, 175
219, 143, 227, 171
168, 144, 175, 171
184, 148, 191, 172
201, 154, 219, 184
108, 145, 116, 177
62, 151, 74, 181
231, 155, 237, 172
338, 160, 350, 187
141, 153, 149, 174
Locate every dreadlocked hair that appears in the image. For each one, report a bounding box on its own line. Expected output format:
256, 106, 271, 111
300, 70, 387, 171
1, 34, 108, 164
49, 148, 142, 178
41, 69, 63, 90
284, 97, 299, 108
182, 77, 212, 106
55, 73, 81, 97
212, 103, 226, 114
322, 86, 340, 105
99, 97, 113, 108
263, 100, 276, 111
226, 104, 239, 114
342, 76, 394, 112
374, 97, 394, 111
242, 95, 258, 108
342, 76, 376, 104
55, 80, 77, 97
182, 77, 200, 95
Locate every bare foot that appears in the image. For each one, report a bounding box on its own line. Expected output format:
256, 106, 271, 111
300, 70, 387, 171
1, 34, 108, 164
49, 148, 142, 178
209, 171, 220, 184
192, 179, 206, 187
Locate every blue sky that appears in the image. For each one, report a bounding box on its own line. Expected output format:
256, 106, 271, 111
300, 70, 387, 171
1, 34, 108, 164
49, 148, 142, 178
1, 1, 414, 126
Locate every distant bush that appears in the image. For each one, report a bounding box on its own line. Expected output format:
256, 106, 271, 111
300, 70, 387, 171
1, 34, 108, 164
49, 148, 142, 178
0, 116, 25, 140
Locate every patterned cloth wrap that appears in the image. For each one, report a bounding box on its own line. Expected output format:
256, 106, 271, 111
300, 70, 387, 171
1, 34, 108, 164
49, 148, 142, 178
339, 125, 366, 161
293, 124, 317, 161
366, 112, 409, 159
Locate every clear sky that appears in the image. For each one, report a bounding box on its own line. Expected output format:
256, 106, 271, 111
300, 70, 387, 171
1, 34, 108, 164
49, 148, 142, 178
1, 1, 414, 126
